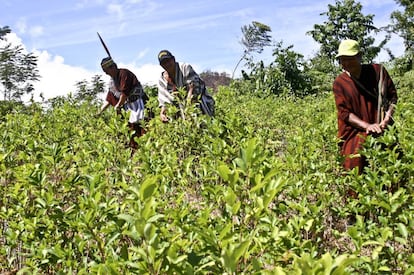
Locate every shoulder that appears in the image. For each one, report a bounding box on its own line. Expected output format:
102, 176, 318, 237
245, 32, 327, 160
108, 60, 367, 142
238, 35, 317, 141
334, 72, 349, 84
178, 62, 193, 70
119, 68, 135, 76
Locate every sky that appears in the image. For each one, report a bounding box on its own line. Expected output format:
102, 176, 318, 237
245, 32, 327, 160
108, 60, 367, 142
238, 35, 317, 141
0, 0, 405, 101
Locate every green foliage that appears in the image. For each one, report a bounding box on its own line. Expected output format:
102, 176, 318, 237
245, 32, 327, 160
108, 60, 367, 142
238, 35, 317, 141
0, 26, 11, 40
271, 42, 314, 97
307, 53, 341, 93
240, 21, 272, 55
307, 0, 383, 63
1, 83, 413, 274
233, 21, 273, 78
74, 75, 105, 102
390, 0, 414, 53
0, 43, 40, 101
235, 42, 317, 97
0, 100, 24, 119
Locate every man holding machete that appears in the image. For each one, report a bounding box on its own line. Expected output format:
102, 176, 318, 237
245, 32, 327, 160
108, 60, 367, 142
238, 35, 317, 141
96, 33, 147, 152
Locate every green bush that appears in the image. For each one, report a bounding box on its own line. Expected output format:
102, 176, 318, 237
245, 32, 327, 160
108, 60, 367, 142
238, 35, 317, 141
0, 81, 413, 274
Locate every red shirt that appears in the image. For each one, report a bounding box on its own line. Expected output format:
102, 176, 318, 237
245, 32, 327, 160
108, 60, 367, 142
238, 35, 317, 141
333, 64, 397, 171
114, 68, 140, 97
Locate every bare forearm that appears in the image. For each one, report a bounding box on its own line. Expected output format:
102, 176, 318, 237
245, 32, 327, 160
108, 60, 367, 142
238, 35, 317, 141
348, 113, 382, 134
160, 105, 168, 122
115, 93, 127, 109
98, 102, 110, 114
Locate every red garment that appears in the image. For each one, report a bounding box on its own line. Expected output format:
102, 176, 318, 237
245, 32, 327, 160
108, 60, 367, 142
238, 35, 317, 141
333, 64, 397, 171
114, 68, 140, 97
106, 91, 119, 106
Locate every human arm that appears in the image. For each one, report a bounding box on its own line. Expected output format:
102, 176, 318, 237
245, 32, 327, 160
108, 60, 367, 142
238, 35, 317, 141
96, 89, 116, 116
160, 105, 169, 122
348, 113, 383, 134
333, 74, 383, 135
114, 93, 127, 111
157, 72, 175, 121
379, 105, 395, 130
180, 63, 204, 98
97, 101, 111, 116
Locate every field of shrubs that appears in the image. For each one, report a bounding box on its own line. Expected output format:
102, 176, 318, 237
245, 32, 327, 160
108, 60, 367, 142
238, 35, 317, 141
1, 82, 413, 274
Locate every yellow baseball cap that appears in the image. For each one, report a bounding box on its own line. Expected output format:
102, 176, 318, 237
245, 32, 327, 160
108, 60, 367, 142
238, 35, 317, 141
336, 39, 360, 58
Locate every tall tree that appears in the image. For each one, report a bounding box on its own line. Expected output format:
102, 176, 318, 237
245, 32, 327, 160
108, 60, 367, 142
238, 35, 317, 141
390, 0, 414, 52
0, 26, 40, 101
74, 75, 105, 102
306, 0, 383, 63
272, 42, 313, 96
389, 0, 413, 71
232, 21, 272, 78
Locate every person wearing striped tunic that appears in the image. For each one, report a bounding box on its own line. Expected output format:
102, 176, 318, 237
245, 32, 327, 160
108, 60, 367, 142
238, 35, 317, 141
333, 40, 397, 173
156, 50, 207, 122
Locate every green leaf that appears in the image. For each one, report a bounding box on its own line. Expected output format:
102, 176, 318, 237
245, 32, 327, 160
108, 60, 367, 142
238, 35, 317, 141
397, 223, 408, 239
139, 176, 158, 201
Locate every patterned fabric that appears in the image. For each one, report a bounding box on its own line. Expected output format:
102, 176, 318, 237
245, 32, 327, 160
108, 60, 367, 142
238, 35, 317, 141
333, 64, 397, 171
112, 69, 145, 123
157, 62, 203, 107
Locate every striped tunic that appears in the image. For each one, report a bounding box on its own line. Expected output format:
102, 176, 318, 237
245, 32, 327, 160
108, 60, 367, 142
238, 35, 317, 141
157, 62, 203, 107
333, 64, 397, 171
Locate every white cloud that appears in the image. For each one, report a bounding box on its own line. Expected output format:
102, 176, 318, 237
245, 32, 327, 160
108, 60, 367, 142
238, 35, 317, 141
27, 51, 163, 102
29, 25, 44, 37
16, 18, 27, 34
0, 33, 22, 47
32, 50, 98, 100
1, 32, 163, 102
127, 0, 144, 4
117, 62, 163, 86
107, 4, 124, 19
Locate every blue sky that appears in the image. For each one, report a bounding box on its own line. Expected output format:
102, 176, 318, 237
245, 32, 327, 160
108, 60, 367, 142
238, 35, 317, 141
0, 0, 404, 100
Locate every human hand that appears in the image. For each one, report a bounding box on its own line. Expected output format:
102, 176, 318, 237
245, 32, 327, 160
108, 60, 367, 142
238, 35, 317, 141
365, 123, 383, 134
379, 117, 391, 130
160, 113, 169, 122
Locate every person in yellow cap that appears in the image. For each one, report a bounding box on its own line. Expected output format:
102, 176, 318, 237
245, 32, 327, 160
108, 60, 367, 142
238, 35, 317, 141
333, 39, 398, 174
156, 50, 214, 122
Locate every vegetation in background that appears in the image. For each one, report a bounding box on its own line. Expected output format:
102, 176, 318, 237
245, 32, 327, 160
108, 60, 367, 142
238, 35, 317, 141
307, 0, 385, 63
232, 21, 272, 78
1, 0, 414, 273
1, 85, 413, 274
0, 26, 40, 102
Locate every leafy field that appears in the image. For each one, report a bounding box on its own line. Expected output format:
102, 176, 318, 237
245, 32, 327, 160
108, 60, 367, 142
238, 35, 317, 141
1, 86, 413, 274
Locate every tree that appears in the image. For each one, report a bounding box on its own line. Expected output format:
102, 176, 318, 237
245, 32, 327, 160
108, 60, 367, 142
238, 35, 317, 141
306, 0, 383, 63
272, 42, 314, 97
0, 26, 11, 39
388, 0, 413, 72
232, 21, 272, 78
0, 26, 40, 101
74, 75, 105, 102
390, 0, 414, 52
